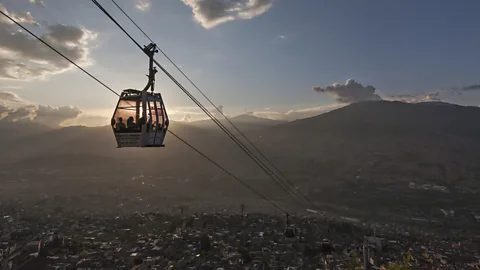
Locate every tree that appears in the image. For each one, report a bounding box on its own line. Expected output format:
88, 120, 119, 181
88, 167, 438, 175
385, 262, 412, 270
348, 253, 362, 270
386, 250, 414, 270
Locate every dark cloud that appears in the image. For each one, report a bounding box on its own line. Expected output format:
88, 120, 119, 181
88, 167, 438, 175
181, 0, 273, 29
462, 84, 480, 91
313, 78, 382, 103
444, 84, 480, 92
0, 92, 89, 127
210, 104, 224, 117
0, 4, 96, 80
34, 105, 82, 126
0, 103, 81, 127
217, 105, 224, 114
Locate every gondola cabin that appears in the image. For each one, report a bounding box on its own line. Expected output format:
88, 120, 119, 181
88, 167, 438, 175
284, 225, 296, 238
111, 89, 169, 148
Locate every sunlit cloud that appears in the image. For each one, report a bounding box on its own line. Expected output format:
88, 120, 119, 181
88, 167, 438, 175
170, 103, 344, 123
251, 103, 344, 121
313, 78, 381, 103
0, 4, 97, 80
181, 0, 273, 29
388, 91, 444, 103
135, 0, 151, 11
29, 0, 46, 8
0, 91, 24, 103
0, 91, 107, 127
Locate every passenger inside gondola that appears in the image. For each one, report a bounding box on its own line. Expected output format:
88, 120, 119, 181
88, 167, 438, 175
111, 89, 169, 147
127, 116, 136, 131
116, 117, 126, 131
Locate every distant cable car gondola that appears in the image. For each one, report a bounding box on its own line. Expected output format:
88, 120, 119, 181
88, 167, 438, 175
284, 225, 296, 238
284, 213, 296, 238
111, 43, 169, 148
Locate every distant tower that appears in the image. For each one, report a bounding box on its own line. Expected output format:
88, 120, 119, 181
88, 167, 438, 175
241, 204, 245, 218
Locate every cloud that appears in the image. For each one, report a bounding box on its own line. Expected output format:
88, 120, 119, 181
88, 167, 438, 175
135, 0, 151, 11
172, 103, 344, 122
181, 0, 273, 29
252, 103, 344, 121
217, 105, 224, 114
420, 92, 441, 102
0, 92, 107, 127
388, 92, 443, 103
0, 103, 81, 127
34, 105, 82, 126
183, 114, 192, 122
62, 114, 109, 127
210, 104, 224, 117
29, 0, 46, 8
0, 4, 39, 26
443, 83, 480, 92
0, 91, 23, 103
388, 94, 414, 99
0, 4, 97, 80
313, 78, 382, 103
278, 35, 286, 40
461, 84, 480, 91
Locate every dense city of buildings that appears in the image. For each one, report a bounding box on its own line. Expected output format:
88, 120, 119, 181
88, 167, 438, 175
1, 207, 479, 270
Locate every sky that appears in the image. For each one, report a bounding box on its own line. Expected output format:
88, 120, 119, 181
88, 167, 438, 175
0, 0, 479, 127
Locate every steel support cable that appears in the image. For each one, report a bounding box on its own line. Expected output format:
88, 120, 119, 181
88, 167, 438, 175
91, 0, 306, 208
0, 9, 286, 214
151, 57, 301, 202
109, 0, 317, 209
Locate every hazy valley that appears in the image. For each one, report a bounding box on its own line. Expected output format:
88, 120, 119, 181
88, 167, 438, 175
2, 100, 480, 222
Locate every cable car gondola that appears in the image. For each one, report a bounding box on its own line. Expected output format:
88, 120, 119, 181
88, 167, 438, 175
284, 225, 296, 238
284, 213, 296, 238
111, 43, 169, 148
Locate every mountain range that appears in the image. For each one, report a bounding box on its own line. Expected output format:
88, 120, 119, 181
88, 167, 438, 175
2, 101, 480, 181
2, 100, 480, 215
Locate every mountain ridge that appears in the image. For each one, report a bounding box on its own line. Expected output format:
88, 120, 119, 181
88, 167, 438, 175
2, 100, 480, 188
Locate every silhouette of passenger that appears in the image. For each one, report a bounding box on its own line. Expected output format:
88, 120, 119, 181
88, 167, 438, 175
127, 116, 136, 131
116, 117, 126, 131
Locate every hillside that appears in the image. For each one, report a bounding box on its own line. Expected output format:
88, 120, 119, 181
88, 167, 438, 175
2, 100, 480, 217
187, 114, 286, 131
255, 101, 480, 187
3, 101, 480, 186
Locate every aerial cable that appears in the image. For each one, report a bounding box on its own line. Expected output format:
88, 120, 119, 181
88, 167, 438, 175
0, 8, 286, 214
168, 131, 286, 213
107, 0, 318, 209
150, 56, 302, 204
0, 8, 117, 97
91, 0, 308, 209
